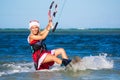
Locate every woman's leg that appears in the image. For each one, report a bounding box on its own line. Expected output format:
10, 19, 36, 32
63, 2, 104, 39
42, 48, 71, 66
54, 48, 68, 59
42, 54, 62, 64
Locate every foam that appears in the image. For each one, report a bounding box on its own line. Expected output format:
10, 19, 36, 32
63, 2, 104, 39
70, 53, 113, 72
0, 62, 62, 76
0, 62, 35, 76
0, 53, 113, 76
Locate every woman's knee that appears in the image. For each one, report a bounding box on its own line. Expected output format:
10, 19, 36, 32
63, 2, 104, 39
54, 48, 64, 56
59, 48, 65, 51
43, 54, 62, 64
56, 48, 65, 53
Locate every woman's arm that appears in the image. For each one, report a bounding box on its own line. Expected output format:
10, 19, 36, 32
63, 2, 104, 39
41, 11, 53, 35
30, 21, 52, 41
40, 21, 52, 35
30, 11, 53, 41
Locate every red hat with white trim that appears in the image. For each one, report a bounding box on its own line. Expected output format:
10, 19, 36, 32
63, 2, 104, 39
29, 20, 40, 29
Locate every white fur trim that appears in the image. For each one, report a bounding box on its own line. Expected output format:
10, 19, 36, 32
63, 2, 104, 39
51, 50, 55, 55
27, 36, 30, 43
29, 21, 40, 29
37, 50, 55, 69
37, 53, 47, 69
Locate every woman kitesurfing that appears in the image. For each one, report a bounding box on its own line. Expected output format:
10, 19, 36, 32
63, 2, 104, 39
27, 0, 72, 70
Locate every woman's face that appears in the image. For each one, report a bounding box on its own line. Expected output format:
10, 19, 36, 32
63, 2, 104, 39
30, 25, 39, 35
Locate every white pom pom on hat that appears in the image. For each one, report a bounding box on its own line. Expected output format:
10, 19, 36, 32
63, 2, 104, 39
29, 20, 40, 29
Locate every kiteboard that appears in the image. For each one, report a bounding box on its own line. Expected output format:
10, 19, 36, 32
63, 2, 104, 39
65, 56, 81, 71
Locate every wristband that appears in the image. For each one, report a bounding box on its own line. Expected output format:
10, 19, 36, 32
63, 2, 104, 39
49, 20, 52, 22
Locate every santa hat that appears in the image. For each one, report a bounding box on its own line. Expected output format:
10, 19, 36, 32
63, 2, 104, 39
29, 20, 40, 29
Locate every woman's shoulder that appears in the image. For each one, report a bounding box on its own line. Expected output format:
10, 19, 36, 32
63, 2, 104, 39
27, 34, 34, 43
28, 34, 40, 44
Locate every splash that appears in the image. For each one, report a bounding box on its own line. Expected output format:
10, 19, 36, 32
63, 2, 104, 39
70, 53, 113, 72
0, 53, 113, 76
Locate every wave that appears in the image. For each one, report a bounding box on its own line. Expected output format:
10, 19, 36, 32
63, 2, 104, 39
69, 53, 113, 72
0, 62, 34, 76
0, 53, 113, 76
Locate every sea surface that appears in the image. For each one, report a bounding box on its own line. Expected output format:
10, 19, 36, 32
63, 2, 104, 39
0, 28, 120, 80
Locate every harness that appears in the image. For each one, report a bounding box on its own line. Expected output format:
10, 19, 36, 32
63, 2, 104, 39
30, 40, 47, 53
30, 40, 47, 70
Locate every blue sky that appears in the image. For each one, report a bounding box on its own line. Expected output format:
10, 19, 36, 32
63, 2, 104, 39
0, 0, 120, 29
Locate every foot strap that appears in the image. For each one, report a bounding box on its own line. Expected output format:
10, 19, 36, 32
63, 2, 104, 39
61, 59, 71, 66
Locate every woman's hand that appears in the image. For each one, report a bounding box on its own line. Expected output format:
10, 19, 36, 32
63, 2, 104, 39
48, 10, 53, 27
49, 20, 53, 27
45, 19, 53, 31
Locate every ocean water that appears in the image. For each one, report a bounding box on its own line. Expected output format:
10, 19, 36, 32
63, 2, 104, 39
0, 28, 120, 80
